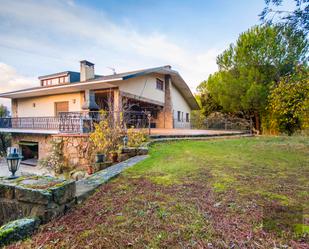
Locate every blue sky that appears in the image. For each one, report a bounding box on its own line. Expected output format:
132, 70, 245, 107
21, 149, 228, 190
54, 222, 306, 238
0, 0, 277, 106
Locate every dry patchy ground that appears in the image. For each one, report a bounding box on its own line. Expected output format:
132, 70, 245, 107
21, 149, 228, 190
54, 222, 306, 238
7, 136, 309, 249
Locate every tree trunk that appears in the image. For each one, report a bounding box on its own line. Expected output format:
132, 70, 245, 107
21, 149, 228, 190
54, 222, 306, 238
254, 111, 260, 133
0, 134, 7, 156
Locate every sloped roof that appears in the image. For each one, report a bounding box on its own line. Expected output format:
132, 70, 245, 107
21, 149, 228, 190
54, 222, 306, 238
0, 65, 199, 110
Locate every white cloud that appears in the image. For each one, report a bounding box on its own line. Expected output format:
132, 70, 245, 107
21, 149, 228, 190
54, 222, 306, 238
0, 0, 223, 99
0, 63, 36, 108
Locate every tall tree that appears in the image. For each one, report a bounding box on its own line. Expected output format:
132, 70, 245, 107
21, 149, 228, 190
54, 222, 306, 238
198, 25, 308, 131
0, 105, 11, 156
196, 80, 222, 117
267, 67, 309, 135
260, 0, 309, 34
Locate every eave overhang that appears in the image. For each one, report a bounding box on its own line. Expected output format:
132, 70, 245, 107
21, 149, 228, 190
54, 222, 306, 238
0, 78, 121, 99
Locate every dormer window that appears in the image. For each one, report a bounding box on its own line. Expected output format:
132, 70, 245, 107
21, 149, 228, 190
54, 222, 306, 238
39, 72, 73, 87
59, 77, 65, 84
41, 77, 68, 86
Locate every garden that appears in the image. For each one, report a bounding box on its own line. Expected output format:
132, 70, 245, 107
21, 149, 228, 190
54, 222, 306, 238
8, 136, 309, 248
38, 111, 148, 180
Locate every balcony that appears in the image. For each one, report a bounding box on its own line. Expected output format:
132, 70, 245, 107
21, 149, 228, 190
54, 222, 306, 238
0, 111, 150, 134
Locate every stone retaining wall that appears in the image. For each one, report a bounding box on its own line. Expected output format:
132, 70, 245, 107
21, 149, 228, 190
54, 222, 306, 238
11, 133, 93, 170
11, 134, 53, 160
0, 176, 76, 226
52, 134, 93, 170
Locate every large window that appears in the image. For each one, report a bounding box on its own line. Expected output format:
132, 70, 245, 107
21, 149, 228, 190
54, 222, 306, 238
156, 78, 164, 91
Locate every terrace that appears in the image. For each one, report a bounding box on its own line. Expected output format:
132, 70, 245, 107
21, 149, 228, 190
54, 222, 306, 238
0, 111, 151, 135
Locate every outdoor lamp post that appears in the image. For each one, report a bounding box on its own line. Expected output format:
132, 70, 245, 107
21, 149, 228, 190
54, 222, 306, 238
147, 113, 152, 135
6, 147, 23, 179
123, 135, 128, 148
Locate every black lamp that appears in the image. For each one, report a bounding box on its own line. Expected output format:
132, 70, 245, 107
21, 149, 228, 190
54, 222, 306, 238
6, 147, 23, 179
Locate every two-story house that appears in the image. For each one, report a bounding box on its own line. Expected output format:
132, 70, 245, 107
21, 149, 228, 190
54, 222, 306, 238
0, 61, 199, 165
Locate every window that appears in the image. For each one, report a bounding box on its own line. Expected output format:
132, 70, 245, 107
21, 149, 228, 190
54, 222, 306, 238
186, 113, 189, 122
41, 80, 48, 86
181, 112, 184, 122
177, 111, 181, 122
59, 77, 66, 84
156, 78, 164, 91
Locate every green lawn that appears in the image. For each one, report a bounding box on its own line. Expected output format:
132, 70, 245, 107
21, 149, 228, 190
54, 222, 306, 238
11, 136, 309, 248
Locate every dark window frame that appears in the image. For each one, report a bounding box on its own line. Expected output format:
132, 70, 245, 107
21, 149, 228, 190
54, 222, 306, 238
186, 113, 189, 122
156, 78, 164, 91
177, 111, 181, 122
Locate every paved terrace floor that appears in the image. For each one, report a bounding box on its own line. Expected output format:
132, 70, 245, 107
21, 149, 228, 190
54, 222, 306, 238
149, 128, 245, 137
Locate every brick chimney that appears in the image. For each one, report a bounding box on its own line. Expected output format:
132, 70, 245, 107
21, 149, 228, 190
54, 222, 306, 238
80, 60, 95, 81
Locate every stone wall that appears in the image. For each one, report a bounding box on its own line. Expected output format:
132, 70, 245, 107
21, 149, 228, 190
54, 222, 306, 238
52, 134, 92, 170
156, 75, 173, 129
0, 176, 76, 226
11, 133, 93, 171
11, 133, 53, 160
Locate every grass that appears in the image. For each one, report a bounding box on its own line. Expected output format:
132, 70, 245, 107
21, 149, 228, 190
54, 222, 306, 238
8, 136, 309, 248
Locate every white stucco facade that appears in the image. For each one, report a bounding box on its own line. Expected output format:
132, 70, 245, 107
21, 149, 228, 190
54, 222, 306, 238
170, 83, 192, 128
113, 75, 165, 104
15, 92, 83, 117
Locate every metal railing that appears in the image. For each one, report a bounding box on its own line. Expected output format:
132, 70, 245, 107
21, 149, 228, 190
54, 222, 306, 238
0, 117, 60, 130
0, 111, 152, 134
190, 117, 252, 131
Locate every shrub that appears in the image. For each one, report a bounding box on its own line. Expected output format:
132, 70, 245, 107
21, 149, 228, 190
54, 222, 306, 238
89, 111, 123, 154
127, 128, 147, 147
267, 67, 309, 135
38, 139, 70, 174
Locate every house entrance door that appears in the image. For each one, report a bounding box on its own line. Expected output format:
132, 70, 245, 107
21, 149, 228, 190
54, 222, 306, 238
55, 101, 69, 116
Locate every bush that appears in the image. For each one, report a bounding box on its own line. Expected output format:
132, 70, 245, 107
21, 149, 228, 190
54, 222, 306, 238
267, 67, 309, 135
127, 128, 147, 147
38, 139, 70, 174
190, 110, 205, 129
89, 111, 123, 154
